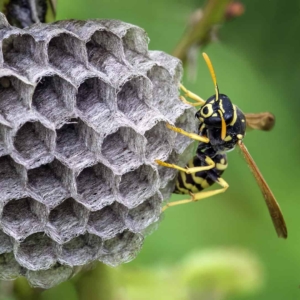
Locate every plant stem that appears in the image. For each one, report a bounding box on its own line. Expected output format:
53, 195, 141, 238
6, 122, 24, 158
173, 0, 232, 62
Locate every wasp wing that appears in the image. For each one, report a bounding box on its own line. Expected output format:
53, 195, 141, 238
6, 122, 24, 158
245, 112, 275, 131
238, 141, 287, 239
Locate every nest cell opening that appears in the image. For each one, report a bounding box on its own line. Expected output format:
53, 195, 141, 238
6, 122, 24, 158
117, 76, 153, 126
15, 232, 57, 271
147, 66, 175, 112
122, 28, 148, 61
76, 77, 115, 128
47, 198, 87, 244
26, 263, 73, 289
0, 230, 13, 255
1, 197, 46, 240
59, 234, 101, 266
145, 121, 173, 161
174, 108, 197, 153
0, 252, 21, 280
76, 163, 115, 211
32, 75, 75, 125
55, 119, 96, 168
0, 156, 24, 202
87, 202, 126, 239
13, 121, 54, 167
125, 193, 162, 232
27, 160, 69, 209
101, 127, 143, 172
2, 34, 39, 69
100, 230, 143, 267
0, 76, 29, 124
118, 164, 158, 208
48, 33, 87, 71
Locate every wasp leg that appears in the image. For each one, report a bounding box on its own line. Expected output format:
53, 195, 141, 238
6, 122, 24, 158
180, 84, 206, 106
162, 177, 229, 211
166, 123, 209, 143
156, 155, 215, 174
180, 95, 202, 107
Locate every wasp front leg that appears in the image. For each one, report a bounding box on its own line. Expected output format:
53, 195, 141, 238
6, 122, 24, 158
155, 155, 215, 174
166, 123, 209, 143
180, 84, 206, 106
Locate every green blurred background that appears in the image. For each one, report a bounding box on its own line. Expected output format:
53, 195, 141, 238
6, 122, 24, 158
2, 0, 300, 299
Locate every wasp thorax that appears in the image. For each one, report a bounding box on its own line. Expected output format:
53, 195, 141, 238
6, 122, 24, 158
195, 94, 234, 128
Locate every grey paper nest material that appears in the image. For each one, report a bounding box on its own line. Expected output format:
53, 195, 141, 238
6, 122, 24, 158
0, 14, 197, 288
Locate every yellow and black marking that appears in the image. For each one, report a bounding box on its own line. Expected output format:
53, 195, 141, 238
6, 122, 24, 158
156, 52, 288, 239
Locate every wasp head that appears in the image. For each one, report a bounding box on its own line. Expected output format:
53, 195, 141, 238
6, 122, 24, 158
195, 94, 234, 128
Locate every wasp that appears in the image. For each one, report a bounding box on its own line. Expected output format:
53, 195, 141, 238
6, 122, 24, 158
156, 53, 287, 239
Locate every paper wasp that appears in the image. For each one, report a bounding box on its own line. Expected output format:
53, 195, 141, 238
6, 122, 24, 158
156, 53, 287, 239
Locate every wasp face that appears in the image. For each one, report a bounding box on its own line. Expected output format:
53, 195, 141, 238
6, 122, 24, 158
195, 94, 234, 128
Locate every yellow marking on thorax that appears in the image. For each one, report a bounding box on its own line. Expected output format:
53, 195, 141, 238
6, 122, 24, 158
237, 134, 243, 139
224, 135, 232, 142
229, 105, 237, 126
216, 163, 228, 170
241, 119, 245, 122
219, 99, 225, 114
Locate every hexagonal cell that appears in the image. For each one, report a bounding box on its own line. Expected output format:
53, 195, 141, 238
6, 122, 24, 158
48, 33, 88, 77
149, 50, 183, 85
0, 252, 22, 280
1, 197, 47, 241
27, 159, 70, 209
147, 65, 182, 119
55, 119, 98, 169
0, 230, 13, 254
122, 27, 148, 59
157, 150, 180, 189
26, 263, 73, 289
99, 230, 143, 267
32, 75, 76, 126
117, 76, 157, 127
89, 30, 124, 62
2, 34, 41, 74
125, 193, 162, 233
173, 108, 197, 154
76, 163, 115, 211
47, 198, 88, 244
145, 121, 175, 161
59, 234, 101, 266
86, 38, 131, 87
0, 76, 30, 125
76, 77, 117, 131
15, 232, 57, 271
101, 126, 145, 174
87, 202, 126, 239
118, 164, 159, 208
0, 156, 25, 203
13, 121, 55, 168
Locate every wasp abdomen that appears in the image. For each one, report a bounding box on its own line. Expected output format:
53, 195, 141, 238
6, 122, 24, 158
174, 153, 228, 195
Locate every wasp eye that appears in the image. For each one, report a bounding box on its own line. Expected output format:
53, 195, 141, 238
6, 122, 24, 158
201, 104, 213, 118
202, 106, 208, 115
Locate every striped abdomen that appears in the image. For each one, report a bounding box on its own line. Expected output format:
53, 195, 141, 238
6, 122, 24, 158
174, 154, 228, 194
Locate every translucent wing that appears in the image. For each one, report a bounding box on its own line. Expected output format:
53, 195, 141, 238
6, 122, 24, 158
238, 141, 287, 239
245, 112, 275, 131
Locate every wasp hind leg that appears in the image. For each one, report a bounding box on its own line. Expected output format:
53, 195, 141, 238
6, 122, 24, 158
180, 84, 206, 106
162, 177, 229, 211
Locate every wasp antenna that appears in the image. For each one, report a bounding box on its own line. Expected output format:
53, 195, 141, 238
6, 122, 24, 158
202, 52, 219, 100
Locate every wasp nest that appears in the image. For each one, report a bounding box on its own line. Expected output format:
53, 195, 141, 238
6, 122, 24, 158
0, 14, 196, 288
